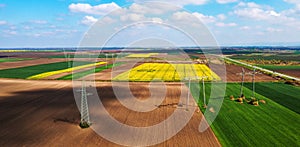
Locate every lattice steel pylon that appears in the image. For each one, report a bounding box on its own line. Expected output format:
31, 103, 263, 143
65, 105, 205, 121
77, 81, 92, 125
237, 67, 257, 98
236, 68, 245, 97
184, 76, 208, 110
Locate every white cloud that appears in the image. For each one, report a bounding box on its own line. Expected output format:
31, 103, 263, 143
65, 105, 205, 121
120, 13, 145, 22
128, 3, 180, 15
266, 27, 282, 33
101, 16, 116, 24
3, 30, 17, 35
193, 12, 216, 24
151, 17, 163, 23
216, 0, 238, 4
215, 22, 237, 27
31, 20, 48, 24
69, 2, 121, 15
284, 0, 300, 9
23, 26, 32, 30
217, 14, 226, 20
81, 16, 98, 26
233, 2, 300, 28
239, 26, 250, 30
133, 0, 208, 6
282, 0, 300, 17
0, 20, 7, 25
233, 2, 286, 21
171, 11, 194, 21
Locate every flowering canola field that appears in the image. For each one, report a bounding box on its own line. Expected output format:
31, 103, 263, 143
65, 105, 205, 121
27, 62, 106, 80
126, 53, 158, 58
113, 63, 220, 82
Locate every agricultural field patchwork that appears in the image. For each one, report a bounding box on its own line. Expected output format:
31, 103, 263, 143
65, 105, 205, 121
0, 49, 59, 52
58, 62, 123, 80
113, 63, 220, 82
47, 53, 124, 58
190, 82, 300, 146
27, 62, 106, 80
0, 61, 94, 79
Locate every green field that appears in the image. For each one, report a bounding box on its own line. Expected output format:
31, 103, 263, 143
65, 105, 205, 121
47, 54, 126, 58
230, 54, 300, 61
0, 58, 32, 63
58, 62, 123, 80
0, 61, 92, 79
257, 65, 300, 70
244, 82, 300, 113
190, 82, 300, 146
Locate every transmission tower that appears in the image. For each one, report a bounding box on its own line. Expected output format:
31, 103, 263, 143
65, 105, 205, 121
184, 76, 208, 110
252, 68, 256, 98
237, 68, 245, 97
237, 68, 257, 98
77, 81, 92, 125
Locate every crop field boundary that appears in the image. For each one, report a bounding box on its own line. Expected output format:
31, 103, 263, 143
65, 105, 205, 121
224, 57, 300, 81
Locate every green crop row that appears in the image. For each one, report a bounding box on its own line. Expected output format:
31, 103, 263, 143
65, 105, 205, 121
0, 61, 92, 79
0, 58, 32, 63
257, 65, 300, 70
58, 62, 124, 80
190, 82, 300, 146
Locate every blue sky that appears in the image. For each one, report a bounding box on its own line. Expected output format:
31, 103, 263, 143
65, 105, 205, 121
0, 0, 300, 47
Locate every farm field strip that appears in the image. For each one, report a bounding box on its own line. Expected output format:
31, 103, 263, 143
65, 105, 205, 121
229, 54, 300, 61
190, 82, 300, 146
0, 61, 94, 79
0, 50, 59, 52
47, 53, 125, 58
57, 62, 124, 80
125, 53, 158, 58
225, 57, 300, 81
27, 62, 107, 80
257, 64, 300, 70
0, 58, 33, 63
113, 63, 220, 82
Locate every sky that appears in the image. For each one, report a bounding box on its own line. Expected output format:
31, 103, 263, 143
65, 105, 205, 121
0, 0, 300, 47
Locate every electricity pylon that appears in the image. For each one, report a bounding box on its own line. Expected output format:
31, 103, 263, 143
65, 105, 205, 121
184, 76, 208, 110
77, 81, 92, 125
237, 68, 245, 97
252, 68, 256, 98
237, 68, 257, 98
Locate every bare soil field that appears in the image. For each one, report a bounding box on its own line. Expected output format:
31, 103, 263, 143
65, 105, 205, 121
211, 64, 276, 82
275, 69, 300, 78
0, 52, 69, 58
0, 79, 220, 146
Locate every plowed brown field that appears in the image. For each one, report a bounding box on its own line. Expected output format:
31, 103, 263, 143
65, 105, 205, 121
0, 79, 220, 146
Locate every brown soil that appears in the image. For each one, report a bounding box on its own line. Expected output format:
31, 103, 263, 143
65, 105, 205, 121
211, 64, 276, 82
0, 58, 67, 70
0, 79, 220, 146
274, 69, 300, 78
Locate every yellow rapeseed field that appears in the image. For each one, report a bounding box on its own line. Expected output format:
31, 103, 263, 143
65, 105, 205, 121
113, 63, 220, 82
125, 53, 158, 58
27, 62, 107, 80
